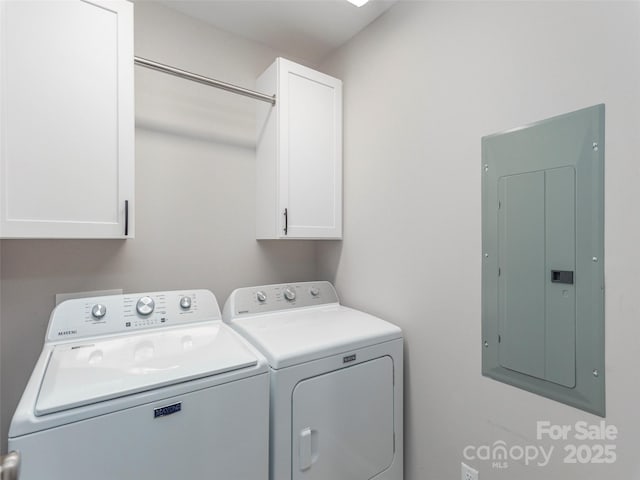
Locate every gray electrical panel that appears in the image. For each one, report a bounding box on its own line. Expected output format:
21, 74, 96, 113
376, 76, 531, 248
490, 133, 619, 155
481, 105, 605, 416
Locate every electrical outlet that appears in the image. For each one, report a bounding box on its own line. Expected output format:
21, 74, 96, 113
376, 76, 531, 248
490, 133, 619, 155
461, 462, 478, 480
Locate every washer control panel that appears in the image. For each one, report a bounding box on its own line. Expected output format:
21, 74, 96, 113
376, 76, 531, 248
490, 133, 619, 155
224, 281, 339, 318
47, 290, 221, 342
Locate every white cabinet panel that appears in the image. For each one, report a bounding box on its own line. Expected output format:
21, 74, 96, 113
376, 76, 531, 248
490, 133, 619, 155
0, 0, 134, 238
256, 58, 342, 239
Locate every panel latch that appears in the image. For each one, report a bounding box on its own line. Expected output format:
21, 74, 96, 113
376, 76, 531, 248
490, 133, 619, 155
551, 270, 574, 284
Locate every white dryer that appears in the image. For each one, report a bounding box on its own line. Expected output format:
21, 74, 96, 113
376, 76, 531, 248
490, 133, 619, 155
10, 290, 269, 480
223, 281, 403, 480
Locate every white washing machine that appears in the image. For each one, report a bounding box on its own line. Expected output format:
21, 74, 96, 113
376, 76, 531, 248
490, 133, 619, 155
9, 289, 269, 480
223, 281, 403, 480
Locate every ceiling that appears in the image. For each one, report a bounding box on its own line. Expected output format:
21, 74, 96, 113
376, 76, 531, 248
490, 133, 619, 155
161, 0, 398, 64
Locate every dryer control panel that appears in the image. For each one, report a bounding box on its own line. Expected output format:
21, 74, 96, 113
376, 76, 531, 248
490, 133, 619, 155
46, 290, 221, 342
223, 281, 339, 319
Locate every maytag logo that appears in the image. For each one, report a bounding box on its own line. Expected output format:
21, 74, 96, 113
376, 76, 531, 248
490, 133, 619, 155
57, 330, 77, 336
154, 402, 182, 418
343, 354, 356, 364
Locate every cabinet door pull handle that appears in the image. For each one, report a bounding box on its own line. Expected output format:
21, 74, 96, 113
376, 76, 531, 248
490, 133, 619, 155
284, 208, 288, 235
124, 200, 129, 236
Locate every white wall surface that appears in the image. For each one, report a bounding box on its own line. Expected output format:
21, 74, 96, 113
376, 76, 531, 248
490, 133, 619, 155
318, 1, 640, 479
0, 2, 317, 452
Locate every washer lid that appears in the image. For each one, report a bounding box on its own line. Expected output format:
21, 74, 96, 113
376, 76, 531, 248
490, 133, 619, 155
230, 305, 402, 369
35, 323, 258, 415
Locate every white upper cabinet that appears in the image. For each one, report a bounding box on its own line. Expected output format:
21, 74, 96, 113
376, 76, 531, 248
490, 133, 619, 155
0, 0, 134, 238
256, 58, 342, 239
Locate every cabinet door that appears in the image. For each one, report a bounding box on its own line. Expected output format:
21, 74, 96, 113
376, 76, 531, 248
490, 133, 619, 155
0, 0, 134, 238
278, 59, 342, 239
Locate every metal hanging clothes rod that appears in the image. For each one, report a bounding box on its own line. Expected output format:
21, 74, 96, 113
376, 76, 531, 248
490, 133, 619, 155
134, 56, 276, 105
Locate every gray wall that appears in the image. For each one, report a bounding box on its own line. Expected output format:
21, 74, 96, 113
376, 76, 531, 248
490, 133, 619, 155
318, 1, 640, 479
0, 2, 317, 452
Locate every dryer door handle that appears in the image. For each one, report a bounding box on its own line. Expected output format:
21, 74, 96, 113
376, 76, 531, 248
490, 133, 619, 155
299, 427, 312, 471
299, 427, 320, 471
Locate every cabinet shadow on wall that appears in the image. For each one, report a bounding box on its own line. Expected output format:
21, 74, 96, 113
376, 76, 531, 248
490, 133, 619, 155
1, 239, 126, 279
313, 240, 343, 284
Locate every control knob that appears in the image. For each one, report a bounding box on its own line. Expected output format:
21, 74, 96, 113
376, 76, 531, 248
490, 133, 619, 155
180, 296, 192, 310
136, 296, 155, 316
91, 304, 107, 319
309, 287, 320, 297
256, 291, 267, 303
283, 287, 296, 301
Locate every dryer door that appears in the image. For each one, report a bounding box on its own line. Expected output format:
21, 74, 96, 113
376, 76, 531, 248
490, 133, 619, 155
292, 356, 395, 480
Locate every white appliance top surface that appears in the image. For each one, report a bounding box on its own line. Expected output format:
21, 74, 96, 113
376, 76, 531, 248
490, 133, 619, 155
36, 322, 257, 415
231, 304, 402, 369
